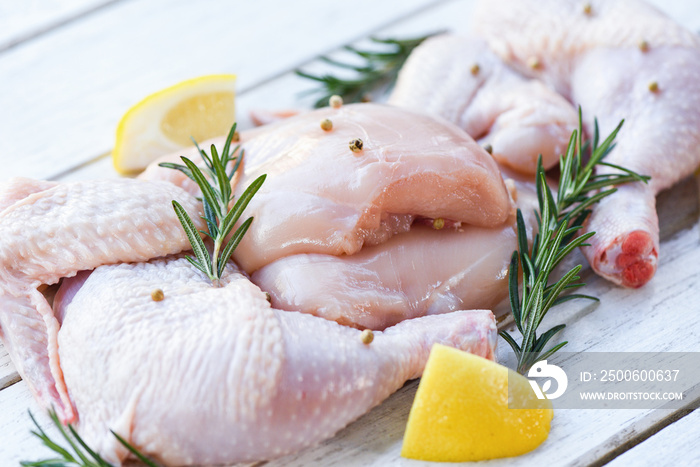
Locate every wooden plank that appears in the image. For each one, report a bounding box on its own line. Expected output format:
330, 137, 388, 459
0, 380, 62, 465
0, 0, 443, 183
0, 0, 116, 52
0, 341, 20, 390
605, 410, 700, 467
2, 0, 700, 465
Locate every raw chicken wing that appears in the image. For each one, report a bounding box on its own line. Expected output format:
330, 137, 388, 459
389, 35, 578, 174
0, 178, 202, 423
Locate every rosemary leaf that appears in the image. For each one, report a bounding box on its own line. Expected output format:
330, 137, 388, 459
218, 217, 254, 278
156, 162, 195, 182
502, 109, 650, 374
219, 174, 266, 240
172, 200, 212, 278
22, 410, 160, 467
296, 31, 441, 108
160, 123, 265, 285
110, 431, 160, 467
180, 157, 222, 219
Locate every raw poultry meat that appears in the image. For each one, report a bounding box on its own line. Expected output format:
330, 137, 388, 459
56, 256, 497, 465
142, 103, 513, 272
474, 0, 700, 287
389, 34, 579, 174
252, 175, 539, 330
0, 178, 203, 423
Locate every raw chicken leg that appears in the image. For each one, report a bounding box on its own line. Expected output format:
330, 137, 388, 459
0, 178, 203, 423
389, 35, 579, 174
474, 0, 700, 287
56, 257, 497, 465
142, 103, 512, 272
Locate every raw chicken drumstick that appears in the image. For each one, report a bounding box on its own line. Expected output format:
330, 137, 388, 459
0, 178, 203, 423
474, 0, 700, 287
389, 34, 579, 174
55, 257, 497, 465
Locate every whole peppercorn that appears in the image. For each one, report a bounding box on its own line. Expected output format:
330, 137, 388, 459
349, 138, 364, 153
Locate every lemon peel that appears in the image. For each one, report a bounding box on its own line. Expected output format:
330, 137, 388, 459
401, 344, 553, 462
113, 74, 236, 174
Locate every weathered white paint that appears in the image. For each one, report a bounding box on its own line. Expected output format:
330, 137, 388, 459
0, 0, 442, 182
0, 0, 114, 51
1, 0, 700, 465
606, 410, 700, 467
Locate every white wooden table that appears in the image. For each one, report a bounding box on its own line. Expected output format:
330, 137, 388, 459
1, 0, 699, 465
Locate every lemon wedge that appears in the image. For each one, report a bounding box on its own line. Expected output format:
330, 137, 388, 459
401, 344, 553, 462
113, 74, 236, 174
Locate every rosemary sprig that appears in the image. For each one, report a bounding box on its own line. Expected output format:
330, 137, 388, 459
502, 109, 650, 374
159, 123, 265, 286
21, 409, 161, 467
296, 32, 440, 108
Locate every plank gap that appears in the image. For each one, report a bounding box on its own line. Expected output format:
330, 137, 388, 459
0, 0, 130, 55
237, 0, 453, 96
49, 151, 112, 181
43, 0, 453, 182
590, 396, 700, 467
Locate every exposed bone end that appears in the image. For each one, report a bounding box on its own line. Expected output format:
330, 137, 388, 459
593, 230, 658, 288
616, 230, 658, 288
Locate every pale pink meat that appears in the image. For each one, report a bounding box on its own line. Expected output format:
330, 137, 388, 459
142, 103, 512, 272
0, 178, 203, 423
57, 256, 497, 465
474, 0, 700, 287
252, 175, 539, 330
389, 35, 578, 174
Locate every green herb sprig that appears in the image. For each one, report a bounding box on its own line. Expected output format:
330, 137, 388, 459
502, 110, 650, 374
296, 32, 440, 108
21, 409, 160, 467
159, 124, 265, 286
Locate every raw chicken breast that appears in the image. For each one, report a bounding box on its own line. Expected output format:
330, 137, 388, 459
57, 256, 497, 465
474, 0, 700, 287
389, 35, 578, 174
252, 175, 538, 330
142, 103, 512, 272
0, 178, 202, 423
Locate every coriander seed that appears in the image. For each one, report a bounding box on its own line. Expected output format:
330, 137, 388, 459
151, 289, 164, 302
360, 329, 374, 345
320, 119, 333, 131
330, 95, 343, 108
